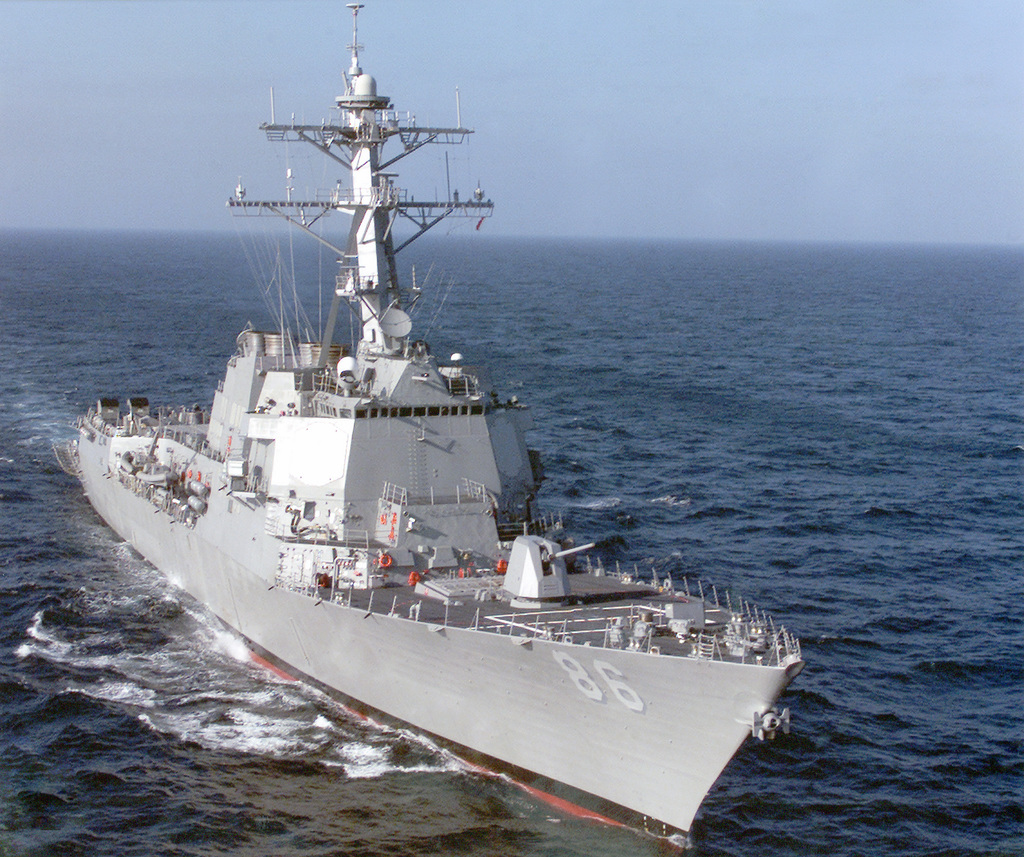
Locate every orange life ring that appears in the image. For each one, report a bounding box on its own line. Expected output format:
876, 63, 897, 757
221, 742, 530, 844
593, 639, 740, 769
379, 553, 393, 568
495, 558, 508, 575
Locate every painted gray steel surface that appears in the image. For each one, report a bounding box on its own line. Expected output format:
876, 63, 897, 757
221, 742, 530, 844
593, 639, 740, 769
65, 7, 802, 836
77, 432, 794, 832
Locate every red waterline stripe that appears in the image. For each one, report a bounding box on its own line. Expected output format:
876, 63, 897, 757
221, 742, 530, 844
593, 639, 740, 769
336, 701, 373, 723
516, 781, 626, 827
248, 651, 374, 723
460, 759, 624, 828
248, 651, 297, 682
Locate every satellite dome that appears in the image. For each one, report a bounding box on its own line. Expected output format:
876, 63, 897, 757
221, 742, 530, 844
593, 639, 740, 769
337, 356, 358, 390
353, 74, 378, 98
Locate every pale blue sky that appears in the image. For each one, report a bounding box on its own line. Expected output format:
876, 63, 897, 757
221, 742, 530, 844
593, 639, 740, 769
2, 0, 1021, 244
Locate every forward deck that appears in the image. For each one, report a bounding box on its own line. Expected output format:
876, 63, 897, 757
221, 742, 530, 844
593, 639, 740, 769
292, 568, 801, 669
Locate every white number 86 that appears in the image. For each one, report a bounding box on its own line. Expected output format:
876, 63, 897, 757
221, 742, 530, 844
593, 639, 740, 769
552, 651, 645, 713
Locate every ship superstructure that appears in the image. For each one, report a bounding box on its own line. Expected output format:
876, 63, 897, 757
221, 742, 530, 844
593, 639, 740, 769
58, 6, 803, 838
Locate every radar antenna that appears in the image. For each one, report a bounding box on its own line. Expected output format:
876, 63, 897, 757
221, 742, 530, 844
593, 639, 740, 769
346, 3, 364, 79
229, 4, 493, 362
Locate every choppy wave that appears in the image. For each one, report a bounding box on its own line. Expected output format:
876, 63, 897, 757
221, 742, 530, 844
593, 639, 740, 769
572, 496, 622, 510
862, 505, 916, 518
649, 494, 692, 507
687, 505, 742, 520
16, 595, 462, 786
15, 609, 72, 659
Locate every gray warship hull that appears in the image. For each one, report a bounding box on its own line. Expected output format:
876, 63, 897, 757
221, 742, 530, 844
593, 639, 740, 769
61, 7, 803, 838
72, 420, 799, 835
75, 430, 796, 833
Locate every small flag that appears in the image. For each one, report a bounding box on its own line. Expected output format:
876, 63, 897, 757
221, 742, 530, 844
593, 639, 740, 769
476, 217, 484, 230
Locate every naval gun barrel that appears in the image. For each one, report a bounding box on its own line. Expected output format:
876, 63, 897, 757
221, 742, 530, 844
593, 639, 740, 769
553, 542, 596, 560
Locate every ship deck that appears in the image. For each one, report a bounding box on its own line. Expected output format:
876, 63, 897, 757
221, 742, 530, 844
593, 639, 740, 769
303, 570, 799, 667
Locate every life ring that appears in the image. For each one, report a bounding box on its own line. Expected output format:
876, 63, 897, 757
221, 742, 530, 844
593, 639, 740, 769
408, 571, 421, 586
379, 553, 393, 568
495, 558, 508, 575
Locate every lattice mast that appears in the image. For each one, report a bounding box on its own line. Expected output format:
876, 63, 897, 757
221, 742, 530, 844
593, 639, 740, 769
228, 3, 493, 363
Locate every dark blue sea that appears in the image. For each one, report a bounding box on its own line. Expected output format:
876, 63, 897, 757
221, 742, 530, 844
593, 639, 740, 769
1, 231, 1021, 856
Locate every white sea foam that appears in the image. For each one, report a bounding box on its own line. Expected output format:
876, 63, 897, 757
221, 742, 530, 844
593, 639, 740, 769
340, 738, 460, 779
210, 627, 251, 663
77, 679, 157, 709
213, 708, 320, 755
393, 728, 467, 774
339, 742, 392, 777
650, 494, 692, 507
26, 610, 52, 641
24, 545, 456, 783
19, 611, 73, 659
24, 638, 132, 674
139, 700, 326, 758
575, 496, 621, 510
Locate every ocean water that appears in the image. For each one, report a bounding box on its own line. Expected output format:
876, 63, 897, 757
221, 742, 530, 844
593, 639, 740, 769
0, 231, 1021, 856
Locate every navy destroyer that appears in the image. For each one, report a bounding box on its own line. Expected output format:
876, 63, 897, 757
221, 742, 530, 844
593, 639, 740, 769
56, 6, 803, 838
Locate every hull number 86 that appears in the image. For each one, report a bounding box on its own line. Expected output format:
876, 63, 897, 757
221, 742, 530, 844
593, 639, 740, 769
552, 651, 645, 713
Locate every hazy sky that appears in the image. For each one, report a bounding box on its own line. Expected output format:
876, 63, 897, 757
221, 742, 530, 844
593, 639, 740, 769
2, 0, 1021, 244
